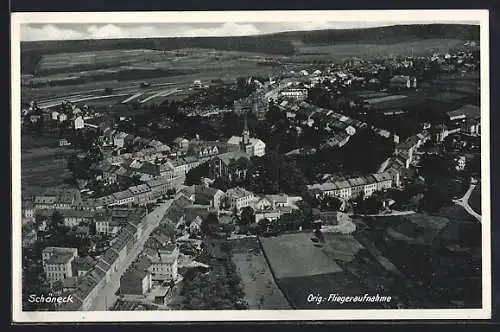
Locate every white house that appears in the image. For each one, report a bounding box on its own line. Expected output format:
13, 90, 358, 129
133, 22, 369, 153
73, 116, 85, 130
225, 187, 254, 212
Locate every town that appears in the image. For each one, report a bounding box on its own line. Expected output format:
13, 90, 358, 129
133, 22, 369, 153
20, 29, 482, 311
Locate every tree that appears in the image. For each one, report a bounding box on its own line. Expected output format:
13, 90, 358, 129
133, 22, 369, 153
356, 196, 383, 214
240, 207, 255, 225
34, 212, 45, 229
320, 195, 342, 211
202, 212, 219, 235
49, 211, 66, 234
185, 163, 210, 186
257, 218, 271, 234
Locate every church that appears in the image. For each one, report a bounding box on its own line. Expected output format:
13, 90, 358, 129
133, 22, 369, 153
226, 112, 266, 157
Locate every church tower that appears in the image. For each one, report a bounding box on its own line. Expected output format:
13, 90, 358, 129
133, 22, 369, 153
242, 111, 250, 145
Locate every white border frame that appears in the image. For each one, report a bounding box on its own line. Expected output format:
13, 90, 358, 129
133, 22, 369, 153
11, 9, 491, 322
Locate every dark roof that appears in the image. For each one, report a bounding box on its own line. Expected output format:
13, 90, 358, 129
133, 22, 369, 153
72, 256, 95, 273
46, 252, 75, 265
95, 259, 111, 274
122, 256, 151, 280
101, 248, 119, 266
447, 104, 480, 120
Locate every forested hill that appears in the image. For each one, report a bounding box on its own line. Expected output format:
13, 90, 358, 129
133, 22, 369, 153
272, 24, 480, 45
20, 24, 479, 74
20, 35, 296, 55
21, 23, 479, 55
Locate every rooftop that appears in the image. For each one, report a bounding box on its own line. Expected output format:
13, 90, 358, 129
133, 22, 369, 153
226, 187, 253, 199
46, 252, 75, 265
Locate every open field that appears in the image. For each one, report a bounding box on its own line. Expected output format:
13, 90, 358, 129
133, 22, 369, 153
260, 232, 343, 279
321, 233, 364, 262
21, 64, 284, 103
297, 39, 467, 60
364, 211, 482, 308
231, 237, 291, 309
21, 134, 78, 199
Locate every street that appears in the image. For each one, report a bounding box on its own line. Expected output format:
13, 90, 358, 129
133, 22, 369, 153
453, 184, 481, 222
89, 199, 174, 310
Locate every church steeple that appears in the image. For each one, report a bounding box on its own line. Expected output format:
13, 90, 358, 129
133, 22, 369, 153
242, 110, 250, 145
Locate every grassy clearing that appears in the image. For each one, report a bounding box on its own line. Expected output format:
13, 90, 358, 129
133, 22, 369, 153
231, 237, 291, 309
260, 232, 343, 279
21, 134, 77, 199
321, 233, 364, 262
297, 39, 466, 59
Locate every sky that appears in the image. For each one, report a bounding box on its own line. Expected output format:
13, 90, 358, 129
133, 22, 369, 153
20, 21, 477, 42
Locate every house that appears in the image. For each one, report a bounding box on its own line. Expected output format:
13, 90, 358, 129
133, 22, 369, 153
110, 190, 135, 206
59, 138, 71, 147
120, 256, 153, 296
455, 156, 467, 171
73, 116, 85, 130
187, 215, 203, 235
173, 137, 190, 153
191, 185, 224, 210
75, 225, 90, 238
95, 212, 122, 235
255, 196, 273, 211
225, 187, 254, 212
145, 175, 175, 198
389, 75, 416, 89
60, 210, 96, 227
124, 134, 135, 147
42, 247, 78, 266
255, 210, 283, 222
148, 245, 180, 282
255, 194, 289, 210
22, 201, 35, 219
34, 188, 82, 210
22, 228, 38, 247
463, 118, 480, 136
50, 110, 60, 120
61, 276, 80, 293
280, 88, 308, 101
43, 249, 78, 283
307, 172, 395, 200
128, 184, 153, 205
71, 256, 96, 277
58, 113, 68, 122
30, 114, 41, 123
113, 132, 128, 148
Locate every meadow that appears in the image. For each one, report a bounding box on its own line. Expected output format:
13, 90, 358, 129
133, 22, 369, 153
296, 39, 467, 60
230, 237, 291, 309
21, 134, 78, 199
260, 232, 343, 279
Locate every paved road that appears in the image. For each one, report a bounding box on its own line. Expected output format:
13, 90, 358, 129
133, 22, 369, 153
89, 200, 174, 310
453, 184, 481, 222
351, 210, 416, 218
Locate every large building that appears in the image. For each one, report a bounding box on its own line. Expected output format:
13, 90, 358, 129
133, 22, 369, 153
389, 75, 417, 89
224, 187, 255, 212
307, 172, 398, 200
446, 104, 481, 136
42, 247, 79, 283
34, 188, 82, 210
280, 88, 308, 101
148, 245, 180, 282
120, 256, 153, 296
